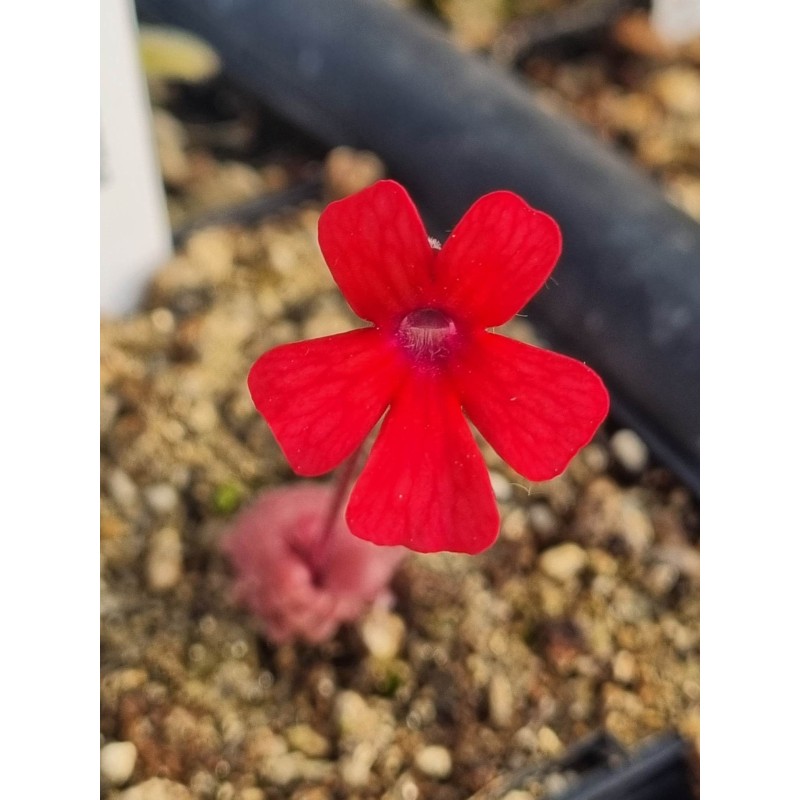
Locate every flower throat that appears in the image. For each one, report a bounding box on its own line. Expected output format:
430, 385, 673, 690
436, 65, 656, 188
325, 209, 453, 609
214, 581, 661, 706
396, 308, 459, 366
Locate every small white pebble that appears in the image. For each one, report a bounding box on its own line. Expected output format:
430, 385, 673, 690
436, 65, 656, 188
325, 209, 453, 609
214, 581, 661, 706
143, 483, 180, 516
528, 503, 558, 540
543, 772, 570, 796
100, 741, 137, 786
147, 527, 183, 592
108, 468, 139, 514
400, 777, 420, 800
359, 608, 406, 660
610, 429, 649, 473
414, 745, 452, 780
489, 471, 512, 501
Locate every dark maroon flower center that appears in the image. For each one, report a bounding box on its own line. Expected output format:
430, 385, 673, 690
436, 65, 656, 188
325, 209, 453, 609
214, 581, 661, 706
396, 308, 459, 366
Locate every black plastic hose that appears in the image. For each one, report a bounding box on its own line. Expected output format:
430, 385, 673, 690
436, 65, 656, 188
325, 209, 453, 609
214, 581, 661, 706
136, 0, 700, 491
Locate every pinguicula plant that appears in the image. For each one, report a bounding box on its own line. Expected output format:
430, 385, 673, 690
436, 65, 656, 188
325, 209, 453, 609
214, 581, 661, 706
225, 179, 608, 642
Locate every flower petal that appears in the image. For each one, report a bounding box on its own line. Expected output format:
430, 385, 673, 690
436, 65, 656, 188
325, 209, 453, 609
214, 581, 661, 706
317, 180, 436, 325
453, 332, 609, 481
435, 192, 561, 327
346, 375, 499, 554
248, 328, 404, 476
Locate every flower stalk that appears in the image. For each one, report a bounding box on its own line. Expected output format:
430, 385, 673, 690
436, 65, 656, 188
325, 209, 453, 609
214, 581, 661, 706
310, 445, 364, 582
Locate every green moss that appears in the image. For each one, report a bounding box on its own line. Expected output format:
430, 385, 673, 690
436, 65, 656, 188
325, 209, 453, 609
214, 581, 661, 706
376, 669, 404, 698
213, 482, 243, 515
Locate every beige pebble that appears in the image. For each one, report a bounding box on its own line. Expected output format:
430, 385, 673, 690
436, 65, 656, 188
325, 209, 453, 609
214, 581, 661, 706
100, 741, 137, 785
260, 752, 301, 786
340, 741, 378, 787
646, 562, 680, 596
187, 400, 219, 433
512, 725, 539, 754
414, 745, 452, 780
108, 468, 139, 514
618, 495, 655, 555
335, 690, 378, 738
185, 227, 236, 284
359, 608, 406, 660
189, 771, 216, 797
261, 752, 332, 786
118, 777, 192, 800
538, 543, 588, 582
237, 789, 265, 800
147, 527, 183, 592
323, 146, 386, 200
588, 547, 618, 576
216, 783, 234, 800
488, 672, 514, 728
396, 775, 420, 800
536, 726, 564, 757
613, 650, 639, 684
150, 307, 175, 334
442, 0, 504, 50
193, 161, 265, 209
582, 442, 610, 473
256, 286, 284, 320
650, 66, 700, 116
501, 508, 528, 542
286, 724, 330, 758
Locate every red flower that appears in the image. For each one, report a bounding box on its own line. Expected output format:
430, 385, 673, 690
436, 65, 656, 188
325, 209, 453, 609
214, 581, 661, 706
249, 180, 609, 554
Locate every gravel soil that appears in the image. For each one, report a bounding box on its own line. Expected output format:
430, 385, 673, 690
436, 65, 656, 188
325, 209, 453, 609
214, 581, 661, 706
101, 7, 699, 798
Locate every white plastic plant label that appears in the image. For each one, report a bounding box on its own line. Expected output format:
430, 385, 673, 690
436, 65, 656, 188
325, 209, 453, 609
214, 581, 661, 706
651, 0, 700, 43
100, 0, 171, 315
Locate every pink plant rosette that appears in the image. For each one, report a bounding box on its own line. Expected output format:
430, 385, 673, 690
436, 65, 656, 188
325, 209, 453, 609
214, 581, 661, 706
223, 483, 406, 644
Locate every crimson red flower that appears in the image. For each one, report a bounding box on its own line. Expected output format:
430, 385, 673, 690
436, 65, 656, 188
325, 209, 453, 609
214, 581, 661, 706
249, 180, 609, 554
